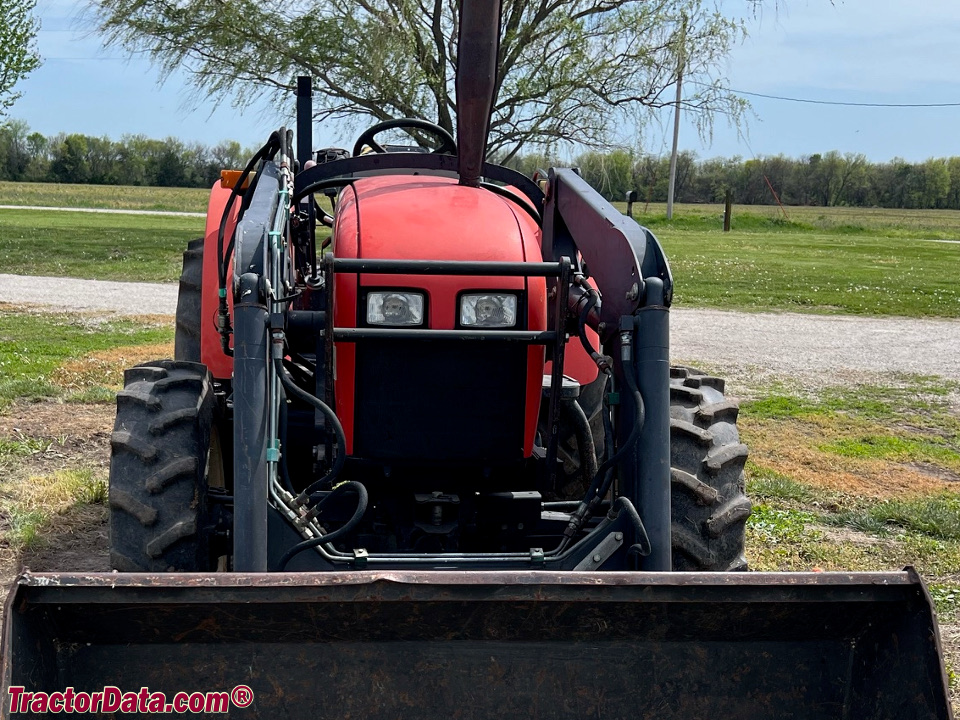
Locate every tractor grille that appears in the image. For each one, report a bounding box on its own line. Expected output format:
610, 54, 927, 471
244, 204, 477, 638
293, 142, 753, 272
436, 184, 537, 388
353, 340, 527, 463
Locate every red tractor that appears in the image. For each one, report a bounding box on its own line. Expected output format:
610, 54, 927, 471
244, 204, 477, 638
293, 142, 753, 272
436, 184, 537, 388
1, 3, 951, 718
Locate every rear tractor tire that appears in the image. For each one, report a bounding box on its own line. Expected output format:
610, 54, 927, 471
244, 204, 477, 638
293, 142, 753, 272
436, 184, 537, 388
670, 366, 752, 571
174, 237, 204, 362
109, 360, 224, 572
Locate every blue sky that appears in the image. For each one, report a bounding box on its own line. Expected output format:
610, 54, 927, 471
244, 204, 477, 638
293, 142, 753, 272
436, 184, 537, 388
11, 0, 960, 161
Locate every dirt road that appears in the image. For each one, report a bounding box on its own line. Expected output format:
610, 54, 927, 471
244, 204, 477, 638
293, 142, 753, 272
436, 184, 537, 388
4, 273, 960, 385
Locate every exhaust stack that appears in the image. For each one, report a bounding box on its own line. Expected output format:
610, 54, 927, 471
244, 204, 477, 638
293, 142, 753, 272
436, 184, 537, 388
455, 0, 501, 187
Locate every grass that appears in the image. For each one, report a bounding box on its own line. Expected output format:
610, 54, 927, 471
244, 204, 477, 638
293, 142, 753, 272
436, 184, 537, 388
0, 307, 171, 552
0, 469, 107, 549
660, 229, 959, 317
0, 180, 208, 213
822, 434, 960, 469
0, 306, 173, 409
0, 208, 202, 282
741, 374, 960, 588
0, 431, 58, 459
621, 201, 960, 238
1, 183, 959, 317
828, 494, 960, 540
617, 202, 960, 317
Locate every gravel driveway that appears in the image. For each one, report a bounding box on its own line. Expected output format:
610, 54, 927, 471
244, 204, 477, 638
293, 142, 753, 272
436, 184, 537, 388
3, 273, 959, 386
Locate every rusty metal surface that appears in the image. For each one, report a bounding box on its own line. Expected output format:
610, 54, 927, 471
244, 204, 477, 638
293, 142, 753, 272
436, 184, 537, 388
11, 567, 930, 589
1, 569, 953, 719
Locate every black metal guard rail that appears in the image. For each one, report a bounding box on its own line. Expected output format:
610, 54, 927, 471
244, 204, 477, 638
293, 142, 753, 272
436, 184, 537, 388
332, 258, 564, 276
332, 328, 558, 342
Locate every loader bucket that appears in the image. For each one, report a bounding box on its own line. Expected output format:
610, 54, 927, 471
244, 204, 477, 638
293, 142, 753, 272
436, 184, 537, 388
1, 569, 952, 719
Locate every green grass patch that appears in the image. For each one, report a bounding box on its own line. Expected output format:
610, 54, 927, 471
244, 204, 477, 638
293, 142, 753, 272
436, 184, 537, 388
660, 230, 960, 317
830, 493, 960, 541
822, 434, 960, 468
741, 394, 820, 420
747, 504, 821, 545
930, 583, 960, 624
609, 202, 960, 317
741, 376, 960, 437
0, 180, 208, 213
0, 432, 59, 459
6, 507, 47, 548
619, 201, 960, 239
0, 309, 173, 409
0, 208, 201, 282
746, 464, 818, 503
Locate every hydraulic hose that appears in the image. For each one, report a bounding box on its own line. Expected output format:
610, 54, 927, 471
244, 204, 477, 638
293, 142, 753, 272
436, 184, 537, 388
592, 364, 644, 507
561, 397, 598, 486
562, 334, 645, 547
272, 357, 347, 503
218, 132, 281, 290
277, 382, 295, 494
215, 132, 282, 356
574, 276, 611, 374
276, 480, 368, 570
609, 496, 652, 559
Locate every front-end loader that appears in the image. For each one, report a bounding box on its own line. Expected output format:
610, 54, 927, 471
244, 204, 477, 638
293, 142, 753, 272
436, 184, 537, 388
2, 3, 953, 718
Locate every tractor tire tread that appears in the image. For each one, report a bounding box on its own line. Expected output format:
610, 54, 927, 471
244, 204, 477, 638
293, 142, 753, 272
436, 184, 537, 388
109, 362, 218, 572
669, 367, 751, 572
111, 431, 159, 462
109, 551, 148, 573
704, 443, 750, 474
175, 237, 204, 362
670, 418, 713, 445
116, 389, 162, 410
109, 489, 158, 527
706, 496, 754, 539
145, 518, 198, 559
149, 407, 200, 434
144, 457, 198, 493
696, 400, 740, 424
124, 366, 168, 384
670, 523, 717, 568
671, 467, 720, 506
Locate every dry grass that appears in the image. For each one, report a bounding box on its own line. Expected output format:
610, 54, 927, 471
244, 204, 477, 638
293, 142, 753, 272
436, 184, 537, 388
742, 417, 957, 499
51, 341, 174, 393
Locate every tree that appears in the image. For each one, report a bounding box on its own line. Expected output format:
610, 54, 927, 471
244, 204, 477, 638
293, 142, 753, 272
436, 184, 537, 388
576, 149, 636, 201
90, 0, 754, 160
51, 134, 92, 184
0, 0, 42, 117
0, 120, 31, 180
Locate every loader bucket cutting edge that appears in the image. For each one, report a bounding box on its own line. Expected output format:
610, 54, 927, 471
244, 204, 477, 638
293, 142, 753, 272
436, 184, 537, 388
1, 569, 952, 719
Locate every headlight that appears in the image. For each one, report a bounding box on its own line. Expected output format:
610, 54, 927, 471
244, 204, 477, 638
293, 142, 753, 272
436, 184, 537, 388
366, 291, 424, 326
460, 293, 517, 327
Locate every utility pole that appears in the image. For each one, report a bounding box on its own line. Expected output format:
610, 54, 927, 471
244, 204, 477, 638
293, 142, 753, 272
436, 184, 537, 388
666, 15, 686, 220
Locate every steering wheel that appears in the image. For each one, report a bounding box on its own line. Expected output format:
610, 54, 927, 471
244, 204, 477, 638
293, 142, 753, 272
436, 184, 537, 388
352, 118, 457, 157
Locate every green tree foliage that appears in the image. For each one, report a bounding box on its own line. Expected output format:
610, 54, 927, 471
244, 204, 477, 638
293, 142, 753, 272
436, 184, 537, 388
5, 119, 960, 212
0, 0, 42, 117
512, 147, 960, 210
88, 0, 754, 160
0, 122, 255, 187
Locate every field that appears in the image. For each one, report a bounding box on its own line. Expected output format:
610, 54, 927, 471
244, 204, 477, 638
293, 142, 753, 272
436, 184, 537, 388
1, 182, 958, 316
0, 180, 208, 213
0, 208, 202, 282
629, 202, 960, 317
0, 184, 958, 709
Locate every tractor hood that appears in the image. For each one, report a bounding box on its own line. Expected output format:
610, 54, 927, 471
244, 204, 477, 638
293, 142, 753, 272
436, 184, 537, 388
340, 175, 537, 264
